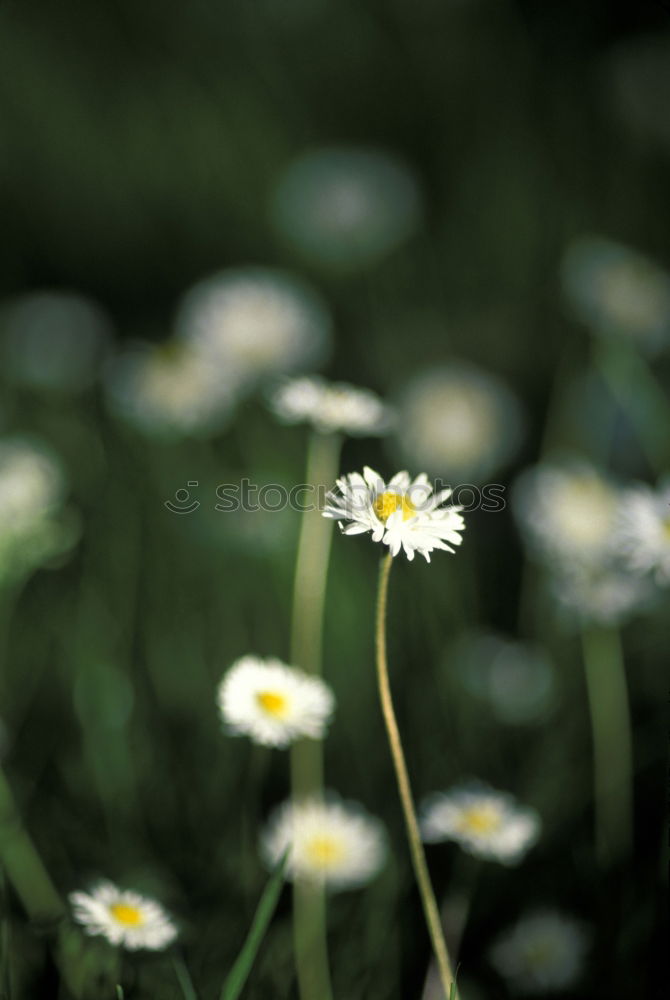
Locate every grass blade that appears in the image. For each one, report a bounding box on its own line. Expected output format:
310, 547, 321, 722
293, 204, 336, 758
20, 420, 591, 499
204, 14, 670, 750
219, 855, 287, 1000
172, 955, 199, 1000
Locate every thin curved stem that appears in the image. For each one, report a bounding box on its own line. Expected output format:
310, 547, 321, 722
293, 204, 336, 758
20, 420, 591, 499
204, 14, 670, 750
581, 625, 634, 866
375, 554, 459, 1000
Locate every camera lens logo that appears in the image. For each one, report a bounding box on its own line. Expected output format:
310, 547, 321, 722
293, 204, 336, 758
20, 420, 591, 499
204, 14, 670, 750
164, 481, 200, 514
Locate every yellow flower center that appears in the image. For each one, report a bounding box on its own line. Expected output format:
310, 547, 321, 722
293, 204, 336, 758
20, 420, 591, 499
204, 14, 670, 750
110, 903, 144, 926
305, 835, 344, 868
257, 690, 288, 718
457, 805, 502, 835
526, 940, 557, 970
374, 491, 415, 523
663, 517, 670, 542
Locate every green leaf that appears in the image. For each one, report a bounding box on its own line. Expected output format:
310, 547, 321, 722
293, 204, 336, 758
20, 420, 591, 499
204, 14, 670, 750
219, 855, 287, 1000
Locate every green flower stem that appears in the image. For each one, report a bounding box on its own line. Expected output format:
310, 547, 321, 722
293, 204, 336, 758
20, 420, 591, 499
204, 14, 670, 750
289, 430, 340, 1000
376, 554, 459, 1000
291, 880, 333, 1000
593, 339, 670, 474
580, 625, 634, 866
0, 767, 64, 924
290, 432, 341, 680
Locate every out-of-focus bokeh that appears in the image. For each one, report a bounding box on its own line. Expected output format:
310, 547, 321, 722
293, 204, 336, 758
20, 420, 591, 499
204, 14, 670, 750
0, 1, 667, 998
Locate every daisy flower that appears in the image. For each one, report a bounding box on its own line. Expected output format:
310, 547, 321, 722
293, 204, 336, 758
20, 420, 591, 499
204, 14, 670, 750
453, 632, 556, 726
323, 466, 465, 562
176, 267, 332, 383
396, 365, 524, 482
261, 795, 387, 890
562, 235, 670, 355
0, 436, 76, 585
217, 655, 335, 748
270, 376, 393, 436
420, 784, 540, 864
1, 291, 112, 392
616, 479, 670, 584
551, 563, 654, 627
69, 881, 178, 951
489, 910, 590, 994
513, 460, 621, 569
104, 339, 238, 438
271, 146, 421, 271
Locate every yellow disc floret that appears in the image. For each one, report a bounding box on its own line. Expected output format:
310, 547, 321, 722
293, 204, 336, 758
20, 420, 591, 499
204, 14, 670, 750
374, 490, 415, 523
110, 903, 144, 926
257, 690, 288, 718
305, 834, 345, 868
457, 805, 502, 835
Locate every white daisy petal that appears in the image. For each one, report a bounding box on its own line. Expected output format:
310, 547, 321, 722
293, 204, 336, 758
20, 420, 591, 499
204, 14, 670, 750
217, 655, 335, 748
420, 783, 540, 865
176, 267, 332, 383
270, 376, 393, 437
104, 339, 237, 439
0, 435, 75, 585
615, 478, 670, 585
512, 460, 621, 568
323, 467, 465, 562
261, 794, 387, 891
396, 365, 524, 481
69, 881, 177, 951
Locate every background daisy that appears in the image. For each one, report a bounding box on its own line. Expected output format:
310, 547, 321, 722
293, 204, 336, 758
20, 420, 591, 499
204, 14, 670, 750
217, 655, 335, 748
616, 479, 670, 584
489, 910, 590, 994
261, 795, 387, 890
69, 881, 178, 951
420, 784, 541, 864
175, 267, 332, 384
271, 146, 421, 272
395, 364, 524, 482
104, 338, 238, 439
270, 376, 393, 437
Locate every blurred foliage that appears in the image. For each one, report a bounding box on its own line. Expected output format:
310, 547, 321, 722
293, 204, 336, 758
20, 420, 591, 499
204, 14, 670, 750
0, 1, 668, 998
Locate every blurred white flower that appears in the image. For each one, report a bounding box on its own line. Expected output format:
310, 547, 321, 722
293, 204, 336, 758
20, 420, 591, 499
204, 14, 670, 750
489, 910, 590, 994
420, 783, 540, 864
616, 479, 670, 585
0, 436, 75, 584
104, 339, 237, 438
176, 267, 332, 383
562, 236, 670, 355
272, 147, 421, 271
513, 460, 621, 569
261, 795, 387, 890
270, 376, 393, 436
453, 632, 556, 725
0, 291, 112, 392
324, 466, 465, 562
395, 365, 524, 482
69, 881, 177, 951
217, 655, 335, 748
551, 563, 654, 628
